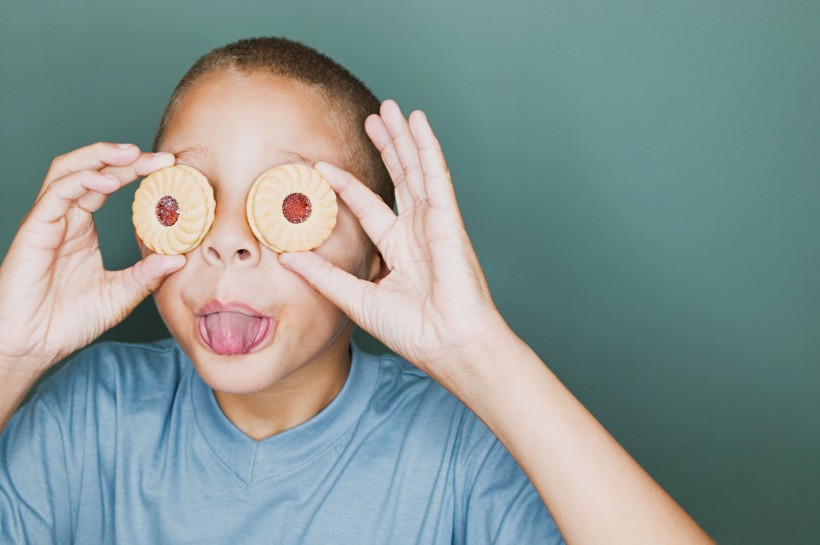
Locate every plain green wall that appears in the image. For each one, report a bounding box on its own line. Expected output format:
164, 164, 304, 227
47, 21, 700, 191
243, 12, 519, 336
2, 1, 819, 543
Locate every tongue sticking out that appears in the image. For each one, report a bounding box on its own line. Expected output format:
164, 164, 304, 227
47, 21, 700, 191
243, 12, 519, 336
201, 312, 265, 355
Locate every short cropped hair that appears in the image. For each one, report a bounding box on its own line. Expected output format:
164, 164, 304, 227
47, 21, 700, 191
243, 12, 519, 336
152, 36, 394, 209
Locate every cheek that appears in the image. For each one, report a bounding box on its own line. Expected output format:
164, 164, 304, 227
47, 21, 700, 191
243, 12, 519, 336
151, 291, 175, 333
313, 207, 370, 276
288, 285, 345, 327
260, 268, 351, 358
151, 266, 192, 328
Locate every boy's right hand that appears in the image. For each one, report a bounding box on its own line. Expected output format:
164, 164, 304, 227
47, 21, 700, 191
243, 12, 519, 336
0, 143, 186, 376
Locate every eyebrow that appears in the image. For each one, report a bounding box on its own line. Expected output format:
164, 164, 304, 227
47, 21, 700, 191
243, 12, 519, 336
168, 145, 317, 167
274, 149, 317, 167
168, 144, 210, 162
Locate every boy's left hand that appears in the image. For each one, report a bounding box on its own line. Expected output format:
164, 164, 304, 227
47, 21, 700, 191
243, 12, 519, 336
279, 100, 506, 380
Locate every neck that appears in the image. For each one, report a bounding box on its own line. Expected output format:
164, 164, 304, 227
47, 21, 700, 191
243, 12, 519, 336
214, 334, 353, 441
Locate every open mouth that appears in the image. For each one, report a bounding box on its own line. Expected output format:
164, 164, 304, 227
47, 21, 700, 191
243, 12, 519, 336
197, 301, 272, 356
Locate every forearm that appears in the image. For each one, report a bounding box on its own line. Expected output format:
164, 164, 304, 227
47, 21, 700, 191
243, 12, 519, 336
437, 317, 714, 545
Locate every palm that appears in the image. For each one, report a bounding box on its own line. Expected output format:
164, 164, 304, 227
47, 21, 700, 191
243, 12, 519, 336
35, 212, 117, 354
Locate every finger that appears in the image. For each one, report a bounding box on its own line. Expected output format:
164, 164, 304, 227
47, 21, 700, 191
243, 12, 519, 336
101, 151, 175, 184
43, 142, 142, 190
31, 170, 122, 224
76, 190, 110, 213
278, 251, 376, 328
365, 114, 413, 214
408, 110, 460, 212
315, 161, 396, 250
106, 253, 187, 317
379, 100, 428, 204
78, 151, 175, 212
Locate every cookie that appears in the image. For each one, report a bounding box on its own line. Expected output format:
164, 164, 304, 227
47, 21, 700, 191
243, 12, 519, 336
132, 165, 216, 255
246, 164, 338, 253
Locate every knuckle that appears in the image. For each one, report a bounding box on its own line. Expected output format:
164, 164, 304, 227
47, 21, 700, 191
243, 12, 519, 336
143, 279, 161, 294
383, 160, 405, 181
359, 198, 376, 218
48, 153, 66, 172
46, 178, 70, 201
92, 141, 113, 156
405, 163, 423, 178
318, 257, 335, 278
132, 265, 156, 293
44, 176, 61, 193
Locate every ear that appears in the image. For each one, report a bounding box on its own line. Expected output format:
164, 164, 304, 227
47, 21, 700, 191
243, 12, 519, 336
365, 246, 389, 284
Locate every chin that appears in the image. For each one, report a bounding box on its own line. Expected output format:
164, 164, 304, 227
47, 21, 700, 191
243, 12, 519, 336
188, 345, 297, 396
195, 356, 292, 396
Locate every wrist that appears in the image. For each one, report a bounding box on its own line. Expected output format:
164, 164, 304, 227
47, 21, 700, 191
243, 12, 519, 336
425, 311, 523, 401
0, 349, 55, 384
0, 351, 54, 433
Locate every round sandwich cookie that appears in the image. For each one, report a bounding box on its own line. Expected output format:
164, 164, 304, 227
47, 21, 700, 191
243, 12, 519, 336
132, 165, 216, 255
246, 163, 338, 253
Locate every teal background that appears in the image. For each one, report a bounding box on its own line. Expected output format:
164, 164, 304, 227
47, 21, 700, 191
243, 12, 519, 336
2, 1, 818, 542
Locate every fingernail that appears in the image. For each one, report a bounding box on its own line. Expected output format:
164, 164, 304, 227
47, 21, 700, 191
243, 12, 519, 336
116, 143, 135, 149
152, 152, 172, 159
104, 174, 119, 181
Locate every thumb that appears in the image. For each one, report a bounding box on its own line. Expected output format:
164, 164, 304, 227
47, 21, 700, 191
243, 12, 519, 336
279, 251, 374, 326
108, 253, 187, 313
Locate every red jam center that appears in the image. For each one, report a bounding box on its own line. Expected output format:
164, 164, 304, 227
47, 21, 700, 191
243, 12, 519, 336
156, 195, 179, 227
282, 192, 312, 224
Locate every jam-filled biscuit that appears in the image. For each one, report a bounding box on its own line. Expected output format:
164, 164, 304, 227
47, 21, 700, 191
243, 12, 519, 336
132, 165, 216, 255
246, 164, 338, 253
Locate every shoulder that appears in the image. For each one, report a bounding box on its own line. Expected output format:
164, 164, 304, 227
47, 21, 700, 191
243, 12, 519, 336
349, 347, 563, 543
361, 348, 500, 466
32, 338, 189, 413
5, 339, 192, 487
360, 350, 562, 534
367, 350, 468, 418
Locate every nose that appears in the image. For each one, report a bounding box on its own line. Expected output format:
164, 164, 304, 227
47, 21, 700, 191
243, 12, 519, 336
200, 201, 261, 269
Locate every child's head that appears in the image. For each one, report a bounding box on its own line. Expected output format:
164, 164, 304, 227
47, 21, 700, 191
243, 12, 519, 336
153, 37, 393, 208
143, 37, 391, 399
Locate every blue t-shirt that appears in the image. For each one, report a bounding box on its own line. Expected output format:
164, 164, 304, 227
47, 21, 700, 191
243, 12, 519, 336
1, 338, 564, 544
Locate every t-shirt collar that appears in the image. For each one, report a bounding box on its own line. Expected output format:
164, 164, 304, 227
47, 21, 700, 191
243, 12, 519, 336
188, 339, 380, 484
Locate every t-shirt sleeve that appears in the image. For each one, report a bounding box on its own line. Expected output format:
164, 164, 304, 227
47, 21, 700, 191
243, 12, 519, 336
0, 388, 75, 543
460, 436, 566, 545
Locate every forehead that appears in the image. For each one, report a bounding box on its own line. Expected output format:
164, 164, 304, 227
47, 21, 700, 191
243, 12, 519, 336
159, 70, 347, 172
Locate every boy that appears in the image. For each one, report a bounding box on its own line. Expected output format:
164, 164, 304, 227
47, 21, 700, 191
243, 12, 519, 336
0, 37, 713, 543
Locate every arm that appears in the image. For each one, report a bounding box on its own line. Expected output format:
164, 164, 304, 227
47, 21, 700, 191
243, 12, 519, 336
448, 318, 710, 544
0, 143, 183, 433
278, 100, 714, 544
